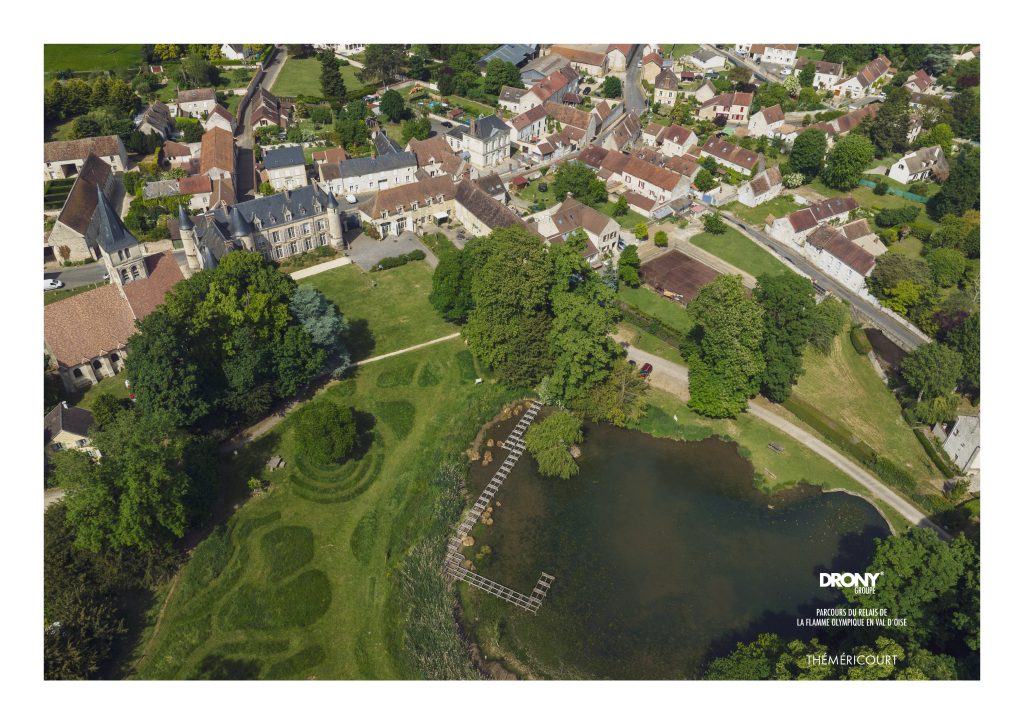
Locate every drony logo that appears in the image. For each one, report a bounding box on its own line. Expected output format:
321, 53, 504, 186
819, 572, 883, 594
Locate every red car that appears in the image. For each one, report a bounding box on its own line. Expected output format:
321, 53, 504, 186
639, 362, 653, 378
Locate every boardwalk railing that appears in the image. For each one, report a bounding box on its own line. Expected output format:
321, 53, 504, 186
444, 401, 554, 613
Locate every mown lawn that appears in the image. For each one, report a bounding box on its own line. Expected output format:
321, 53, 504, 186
796, 47, 825, 61
132, 340, 519, 679
689, 228, 789, 277
805, 179, 938, 232
789, 324, 936, 484
617, 321, 682, 360
270, 58, 361, 98
661, 44, 701, 59
593, 201, 646, 230
617, 284, 693, 336
304, 261, 457, 360
73, 372, 130, 410
723, 195, 803, 226
635, 389, 910, 532
44, 44, 144, 74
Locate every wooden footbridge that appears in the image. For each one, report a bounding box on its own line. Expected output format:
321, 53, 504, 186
444, 400, 555, 613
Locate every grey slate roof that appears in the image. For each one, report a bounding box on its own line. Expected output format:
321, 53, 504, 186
218, 184, 336, 236
44, 404, 95, 443
466, 115, 510, 140
94, 185, 138, 254
338, 151, 417, 178
374, 133, 403, 157
263, 145, 306, 170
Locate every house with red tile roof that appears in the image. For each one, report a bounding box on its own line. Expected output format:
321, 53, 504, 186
833, 56, 892, 99
700, 136, 762, 175
737, 166, 784, 207
767, 196, 858, 246
748, 104, 785, 138
698, 92, 753, 123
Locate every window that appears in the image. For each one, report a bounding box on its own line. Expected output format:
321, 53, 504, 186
52, 443, 63, 452
317, 219, 325, 230
72, 369, 83, 378
287, 227, 296, 239
131, 265, 140, 279
302, 223, 311, 235
272, 231, 280, 243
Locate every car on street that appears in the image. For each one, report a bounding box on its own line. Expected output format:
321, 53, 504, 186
441, 121, 452, 128
639, 362, 653, 378
44, 278, 64, 290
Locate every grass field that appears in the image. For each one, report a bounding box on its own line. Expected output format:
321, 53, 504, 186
617, 321, 682, 360
689, 228, 789, 278
796, 47, 825, 61
270, 57, 362, 98
789, 325, 936, 484
133, 340, 519, 679
44, 44, 144, 74
661, 44, 701, 59
634, 389, 909, 532
617, 284, 693, 336
593, 201, 646, 230
806, 179, 938, 233
304, 262, 457, 360
723, 195, 803, 226
72, 372, 130, 410
44, 281, 107, 306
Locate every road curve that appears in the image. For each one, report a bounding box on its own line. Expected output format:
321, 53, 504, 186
619, 341, 949, 539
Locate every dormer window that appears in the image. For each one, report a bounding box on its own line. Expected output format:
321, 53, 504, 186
254, 216, 263, 229
283, 208, 292, 221
382, 210, 388, 219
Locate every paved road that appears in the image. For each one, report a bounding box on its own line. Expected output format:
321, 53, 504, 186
702, 44, 781, 83
718, 212, 929, 351
50, 250, 188, 288
620, 343, 949, 538
623, 45, 647, 115
238, 46, 287, 150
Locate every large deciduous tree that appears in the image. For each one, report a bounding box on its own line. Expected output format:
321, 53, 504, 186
901, 342, 963, 400
551, 162, 608, 206
524, 410, 583, 479
359, 44, 407, 87
789, 128, 828, 178
292, 399, 358, 465
870, 86, 912, 155
927, 146, 980, 220
687, 275, 765, 417
820, 134, 875, 190
379, 89, 406, 122
755, 272, 816, 402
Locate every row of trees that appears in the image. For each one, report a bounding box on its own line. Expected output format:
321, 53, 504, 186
685, 272, 846, 417
431, 226, 648, 426
705, 527, 979, 679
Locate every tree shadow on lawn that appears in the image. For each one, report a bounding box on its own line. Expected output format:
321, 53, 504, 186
346, 318, 376, 362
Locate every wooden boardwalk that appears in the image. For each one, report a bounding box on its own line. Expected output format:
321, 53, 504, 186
444, 401, 554, 613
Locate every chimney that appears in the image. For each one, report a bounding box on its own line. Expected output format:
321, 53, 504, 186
469, 119, 477, 136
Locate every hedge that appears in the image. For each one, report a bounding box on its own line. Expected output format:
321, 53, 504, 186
912, 427, 960, 479
616, 301, 686, 350
373, 249, 426, 271
874, 206, 920, 228
869, 456, 917, 493
850, 326, 872, 355
782, 396, 876, 467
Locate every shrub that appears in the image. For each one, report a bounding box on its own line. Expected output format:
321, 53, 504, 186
654, 230, 669, 247
634, 222, 648, 240
292, 399, 357, 465
849, 325, 872, 355
875, 206, 921, 228
524, 410, 583, 479
783, 172, 805, 188
870, 456, 916, 493
873, 181, 889, 196
702, 212, 727, 235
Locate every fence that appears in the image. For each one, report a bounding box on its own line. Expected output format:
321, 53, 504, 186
857, 179, 928, 203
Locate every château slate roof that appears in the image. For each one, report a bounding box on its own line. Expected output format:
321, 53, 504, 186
263, 145, 306, 170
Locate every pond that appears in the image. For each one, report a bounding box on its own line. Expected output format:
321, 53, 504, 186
460, 419, 890, 679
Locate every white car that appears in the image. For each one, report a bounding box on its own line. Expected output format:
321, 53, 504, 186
780, 67, 792, 76
44, 278, 64, 290
345, 194, 357, 204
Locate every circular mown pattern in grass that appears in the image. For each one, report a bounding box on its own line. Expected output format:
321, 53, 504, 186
289, 434, 384, 504
259, 526, 315, 580
416, 360, 442, 387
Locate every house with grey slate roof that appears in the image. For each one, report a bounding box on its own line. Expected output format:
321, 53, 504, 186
446, 115, 512, 169
263, 145, 308, 191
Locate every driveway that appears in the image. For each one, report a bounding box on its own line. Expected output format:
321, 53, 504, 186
347, 231, 437, 270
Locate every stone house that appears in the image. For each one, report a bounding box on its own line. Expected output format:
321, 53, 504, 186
887, 146, 949, 185
199, 127, 237, 181
202, 103, 236, 133
601, 112, 641, 152
737, 166, 784, 207
546, 45, 609, 77
686, 48, 727, 71
833, 56, 891, 99
642, 52, 668, 83
263, 145, 308, 191
44, 403, 97, 457
138, 101, 175, 138
803, 223, 877, 296
700, 136, 761, 176
44, 135, 127, 180
530, 196, 622, 260
330, 149, 418, 195
653, 69, 680, 108
660, 124, 698, 158
767, 196, 859, 246
446, 116, 512, 169
749, 44, 798, 66
794, 59, 844, 91
747, 104, 785, 137
938, 415, 980, 475
406, 136, 474, 181
176, 88, 219, 118
46, 154, 121, 264
698, 92, 753, 123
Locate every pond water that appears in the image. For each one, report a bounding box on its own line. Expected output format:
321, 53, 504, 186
463, 419, 890, 679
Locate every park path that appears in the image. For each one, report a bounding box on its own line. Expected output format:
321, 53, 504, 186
219, 332, 462, 454
618, 343, 949, 539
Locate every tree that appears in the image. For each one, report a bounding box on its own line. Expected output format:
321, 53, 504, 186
687, 275, 765, 417
359, 44, 407, 87
430, 248, 476, 322
400, 117, 432, 145
916, 123, 954, 156
601, 75, 622, 98
319, 50, 347, 102
926, 247, 967, 287
870, 87, 912, 155
289, 285, 351, 373
807, 296, 848, 353
482, 59, 523, 96
463, 228, 555, 386
153, 44, 181, 61
798, 62, 816, 88
950, 88, 980, 141
379, 89, 406, 122
901, 342, 963, 400
258, 181, 275, 196
653, 230, 669, 247
694, 168, 718, 192
176, 116, 204, 143
293, 399, 358, 465
633, 223, 648, 240
53, 409, 214, 554
755, 272, 815, 402
928, 146, 980, 220
436, 69, 456, 96
89, 394, 129, 431
789, 128, 828, 177
524, 410, 583, 479
612, 195, 629, 217
945, 312, 979, 394
820, 134, 875, 190
702, 212, 727, 234
180, 51, 217, 89
618, 245, 641, 287
551, 162, 608, 206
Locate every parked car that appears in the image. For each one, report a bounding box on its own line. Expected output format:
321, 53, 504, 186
780, 67, 792, 76
345, 194, 357, 204
441, 121, 453, 128
639, 362, 653, 378
44, 278, 64, 290
583, 86, 592, 95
